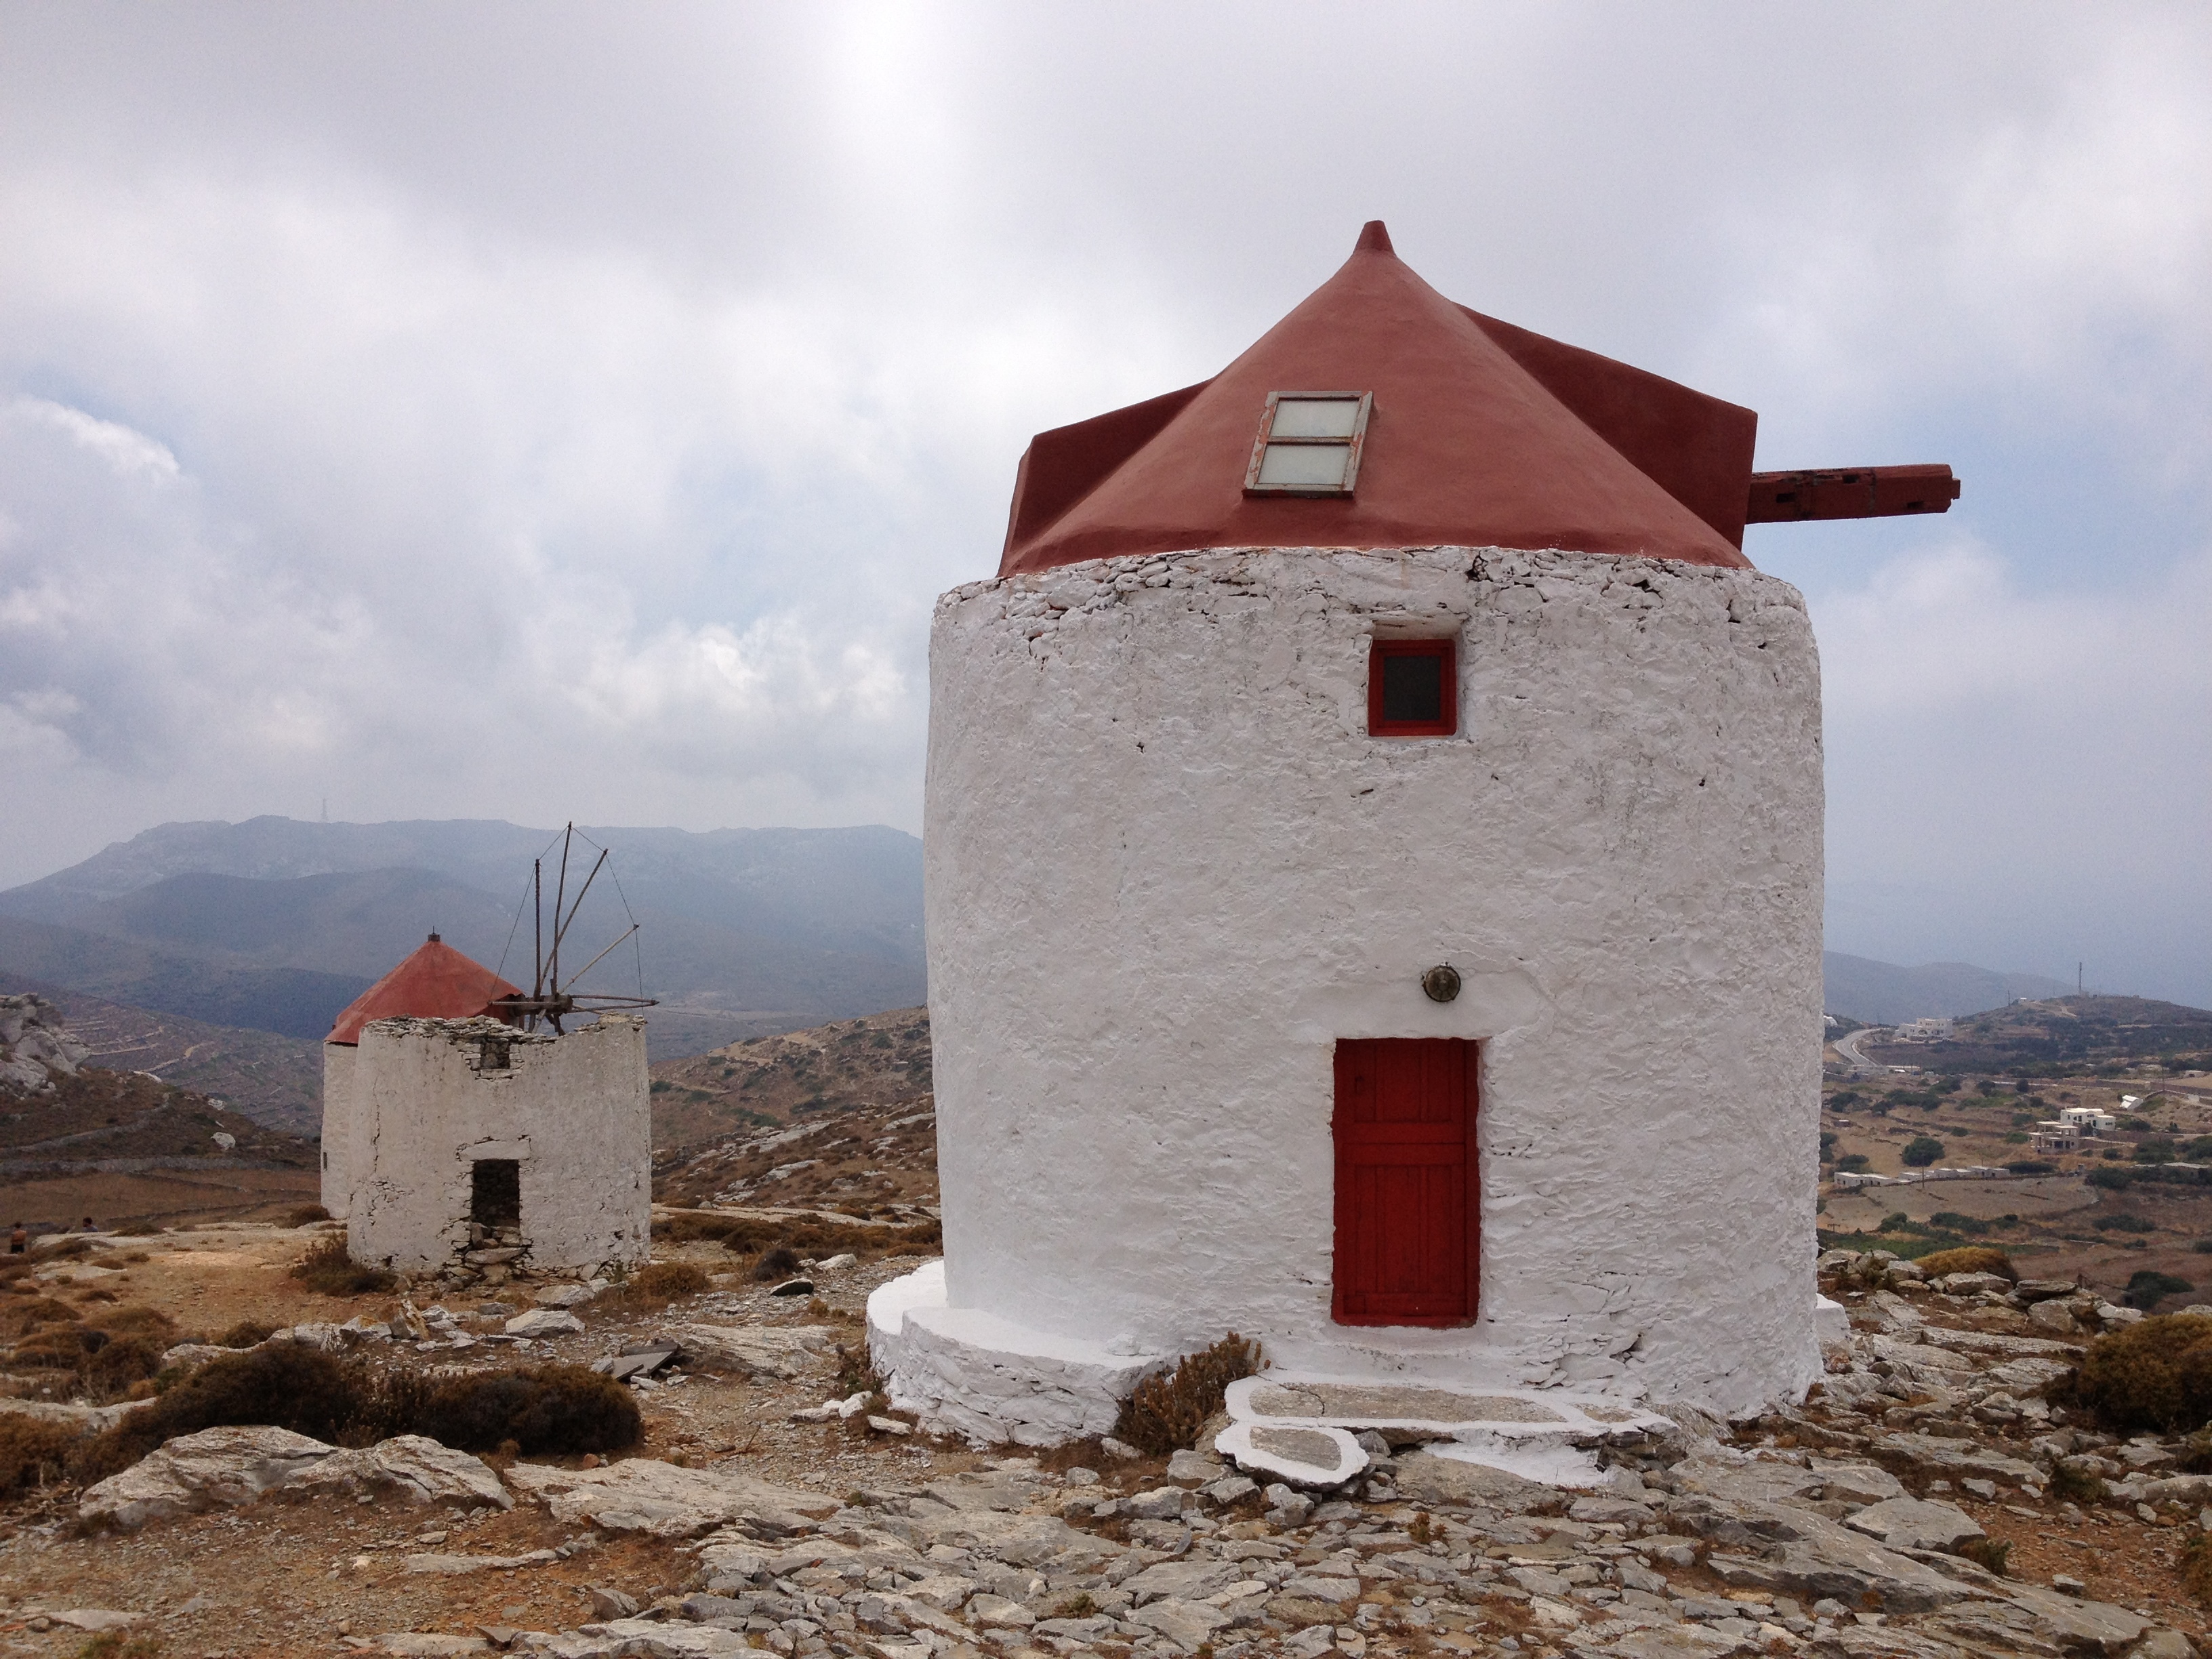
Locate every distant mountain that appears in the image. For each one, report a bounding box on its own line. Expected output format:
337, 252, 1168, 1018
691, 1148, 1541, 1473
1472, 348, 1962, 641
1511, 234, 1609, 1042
1822, 951, 2074, 1026
0, 914, 371, 1040
0, 817, 926, 1059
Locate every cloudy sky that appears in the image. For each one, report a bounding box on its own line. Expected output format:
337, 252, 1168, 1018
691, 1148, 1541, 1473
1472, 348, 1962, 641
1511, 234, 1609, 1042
2, 3, 2207, 1004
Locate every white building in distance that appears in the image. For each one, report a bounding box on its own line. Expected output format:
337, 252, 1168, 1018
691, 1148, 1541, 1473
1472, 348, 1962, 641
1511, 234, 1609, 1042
322, 936, 649, 1282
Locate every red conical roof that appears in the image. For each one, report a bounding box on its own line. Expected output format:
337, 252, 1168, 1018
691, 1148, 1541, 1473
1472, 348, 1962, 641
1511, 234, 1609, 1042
325, 935, 522, 1046
1001, 222, 1755, 575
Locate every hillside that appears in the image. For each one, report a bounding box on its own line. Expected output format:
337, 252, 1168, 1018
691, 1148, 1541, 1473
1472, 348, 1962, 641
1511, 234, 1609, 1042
0, 972, 323, 1134
1, 1061, 319, 1229
0, 816, 926, 1059
1822, 950, 2072, 1025
1862, 992, 2212, 1076
649, 1006, 938, 1212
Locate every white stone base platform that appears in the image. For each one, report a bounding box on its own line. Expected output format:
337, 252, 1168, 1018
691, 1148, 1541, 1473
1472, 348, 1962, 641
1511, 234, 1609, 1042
1218, 1372, 1674, 1490
869, 1263, 1677, 1479
867, 1261, 1172, 1447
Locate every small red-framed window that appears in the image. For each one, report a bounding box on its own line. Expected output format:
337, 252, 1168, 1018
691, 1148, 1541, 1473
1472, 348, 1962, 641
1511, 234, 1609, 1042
1368, 638, 1457, 737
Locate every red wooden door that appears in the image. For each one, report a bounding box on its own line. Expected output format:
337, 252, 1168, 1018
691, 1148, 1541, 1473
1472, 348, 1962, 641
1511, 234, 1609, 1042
1332, 1038, 1477, 1326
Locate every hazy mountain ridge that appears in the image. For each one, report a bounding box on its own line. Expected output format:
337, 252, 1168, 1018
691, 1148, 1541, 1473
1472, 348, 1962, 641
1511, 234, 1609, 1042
0, 817, 926, 1059
1822, 951, 2074, 1025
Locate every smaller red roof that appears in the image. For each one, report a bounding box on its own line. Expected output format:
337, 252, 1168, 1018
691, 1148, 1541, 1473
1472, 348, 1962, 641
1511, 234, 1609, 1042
326, 935, 522, 1046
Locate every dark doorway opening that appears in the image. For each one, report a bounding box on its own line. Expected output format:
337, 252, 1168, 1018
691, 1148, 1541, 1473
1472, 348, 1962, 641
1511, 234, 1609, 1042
1332, 1037, 1478, 1326
470, 1159, 521, 1229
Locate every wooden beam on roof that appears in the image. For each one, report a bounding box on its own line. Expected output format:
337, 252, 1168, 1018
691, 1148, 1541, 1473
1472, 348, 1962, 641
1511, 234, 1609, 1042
1747, 464, 1961, 525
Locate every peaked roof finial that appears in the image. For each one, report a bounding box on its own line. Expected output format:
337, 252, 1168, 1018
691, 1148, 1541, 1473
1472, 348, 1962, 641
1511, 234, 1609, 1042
1355, 220, 1393, 255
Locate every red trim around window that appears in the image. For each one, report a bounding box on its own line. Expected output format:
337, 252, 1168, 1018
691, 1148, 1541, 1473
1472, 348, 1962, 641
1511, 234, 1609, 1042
1368, 638, 1458, 737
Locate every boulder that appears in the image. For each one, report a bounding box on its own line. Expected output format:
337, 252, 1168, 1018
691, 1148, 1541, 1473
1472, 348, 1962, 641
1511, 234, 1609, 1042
1120, 1558, 1247, 1605
77, 1426, 510, 1530
534, 1282, 600, 1307
591, 1341, 682, 1382
1692, 1500, 1983, 1613
1843, 1497, 1984, 1552
663, 1323, 838, 1380
1871, 1433, 2045, 1487
79, 1426, 336, 1529
2029, 1300, 2084, 1335
290, 1434, 512, 1509
504, 1309, 585, 1338
966, 1593, 1036, 1630
1936, 1272, 2012, 1295
1129, 1597, 1236, 1647
505, 1456, 840, 1536
1166, 1447, 1225, 1484
552, 1621, 752, 1658
1393, 1449, 1554, 1511
1125, 1485, 1192, 1520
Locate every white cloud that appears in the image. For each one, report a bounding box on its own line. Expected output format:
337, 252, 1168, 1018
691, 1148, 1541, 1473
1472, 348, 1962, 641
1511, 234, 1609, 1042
1810, 540, 2211, 998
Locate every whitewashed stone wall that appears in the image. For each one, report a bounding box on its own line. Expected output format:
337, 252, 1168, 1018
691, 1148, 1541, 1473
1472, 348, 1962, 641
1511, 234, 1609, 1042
320, 1042, 356, 1219
343, 1014, 650, 1275
903, 544, 1823, 1426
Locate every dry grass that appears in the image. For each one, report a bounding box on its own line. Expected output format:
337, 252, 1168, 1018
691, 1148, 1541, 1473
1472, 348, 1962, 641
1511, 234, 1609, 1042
659, 1211, 941, 1262
2186, 1531, 2212, 1607
288, 1233, 396, 1296
285, 1204, 331, 1227
751, 1246, 800, 1284
1958, 1536, 2011, 1575
591, 1261, 712, 1314
1916, 1246, 2018, 1282
0, 1414, 87, 1496
1, 1303, 178, 1403
1112, 1333, 1263, 1456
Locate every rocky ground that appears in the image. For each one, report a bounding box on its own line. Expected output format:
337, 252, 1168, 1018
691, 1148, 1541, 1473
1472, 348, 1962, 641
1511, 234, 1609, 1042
6, 1223, 2212, 1659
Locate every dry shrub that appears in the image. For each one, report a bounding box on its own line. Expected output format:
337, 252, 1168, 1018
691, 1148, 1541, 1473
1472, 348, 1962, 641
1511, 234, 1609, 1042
289, 1233, 396, 1296
2049, 1461, 2107, 1504
2069, 1314, 2212, 1434
1112, 1334, 1263, 1456
286, 1204, 331, 1227
1915, 1247, 2018, 1282
10, 1324, 91, 1370
752, 1246, 801, 1284
88, 1305, 178, 1345
112, 1219, 166, 1237
411, 1364, 641, 1455
0, 1414, 86, 1495
215, 1320, 276, 1349
71, 1631, 162, 1659
1957, 1536, 2011, 1575
0, 1296, 80, 1338
593, 1261, 711, 1313
80, 1337, 165, 1403
75, 1343, 641, 1481
832, 1345, 884, 1400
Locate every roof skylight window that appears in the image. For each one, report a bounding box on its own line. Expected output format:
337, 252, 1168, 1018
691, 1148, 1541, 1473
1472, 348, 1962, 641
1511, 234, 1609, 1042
1244, 391, 1372, 497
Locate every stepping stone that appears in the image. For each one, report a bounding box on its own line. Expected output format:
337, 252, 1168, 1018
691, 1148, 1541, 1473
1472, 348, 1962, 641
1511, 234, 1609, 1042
1214, 1420, 1368, 1488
